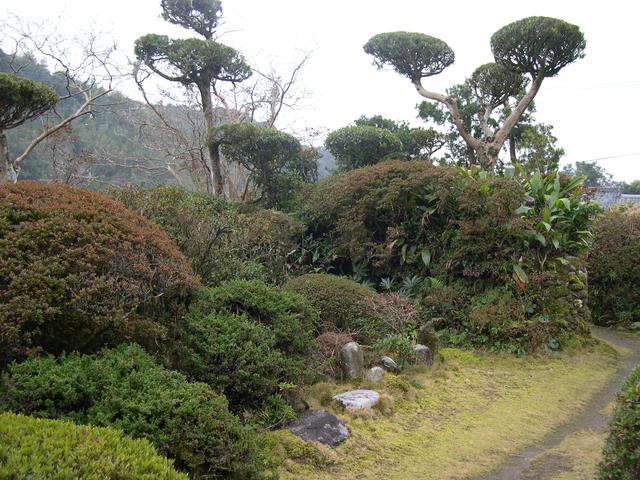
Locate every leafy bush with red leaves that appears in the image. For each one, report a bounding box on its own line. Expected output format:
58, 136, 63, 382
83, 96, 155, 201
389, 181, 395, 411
0, 182, 199, 366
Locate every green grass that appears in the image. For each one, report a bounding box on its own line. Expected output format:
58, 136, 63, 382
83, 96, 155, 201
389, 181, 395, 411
269, 343, 618, 480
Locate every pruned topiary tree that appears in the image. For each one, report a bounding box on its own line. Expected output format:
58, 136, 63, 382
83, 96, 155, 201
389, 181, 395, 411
0, 73, 58, 182
135, 0, 252, 196
209, 123, 314, 208
325, 125, 403, 171
364, 17, 586, 172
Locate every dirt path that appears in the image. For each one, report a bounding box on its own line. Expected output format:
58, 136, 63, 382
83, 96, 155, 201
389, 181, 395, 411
471, 326, 640, 480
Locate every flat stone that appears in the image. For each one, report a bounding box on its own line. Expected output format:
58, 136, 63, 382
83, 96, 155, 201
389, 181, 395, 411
288, 409, 349, 447
365, 366, 384, 382
333, 389, 380, 409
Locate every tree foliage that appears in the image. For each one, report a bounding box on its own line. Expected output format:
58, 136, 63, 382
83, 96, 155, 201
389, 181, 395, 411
160, 0, 222, 39
325, 125, 403, 171
363, 32, 455, 81
0, 72, 58, 130
210, 123, 314, 208
134, 35, 251, 86
491, 16, 586, 77
364, 17, 585, 171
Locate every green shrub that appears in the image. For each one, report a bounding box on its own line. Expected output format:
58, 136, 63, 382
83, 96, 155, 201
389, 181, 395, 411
599, 365, 640, 479
174, 308, 307, 410
0, 182, 199, 367
299, 161, 525, 284
236, 208, 304, 284
0, 344, 268, 479
588, 206, 640, 326
111, 184, 243, 286
284, 274, 423, 342
199, 279, 316, 356
370, 334, 419, 368
298, 161, 597, 352
0, 412, 187, 479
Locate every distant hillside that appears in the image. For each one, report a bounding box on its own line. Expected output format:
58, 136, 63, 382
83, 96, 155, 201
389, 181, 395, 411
316, 145, 335, 177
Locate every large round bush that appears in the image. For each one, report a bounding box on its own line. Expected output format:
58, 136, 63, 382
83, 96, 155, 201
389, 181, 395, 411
0, 412, 187, 479
0, 182, 199, 366
588, 206, 640, 326
0, 344, 267, 479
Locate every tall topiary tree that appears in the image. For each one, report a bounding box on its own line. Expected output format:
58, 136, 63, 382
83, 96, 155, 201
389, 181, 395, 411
0, 73, 58, 182
364, 17, 585, 172
135, 0, 252, 197
209, 123, 314, 208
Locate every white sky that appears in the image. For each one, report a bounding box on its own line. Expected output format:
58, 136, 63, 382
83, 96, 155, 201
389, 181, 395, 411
4, 0, 640, 181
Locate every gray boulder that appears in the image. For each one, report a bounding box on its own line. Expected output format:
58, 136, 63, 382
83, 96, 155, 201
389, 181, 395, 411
340, 341, 364, 379
365, 366, 384, 382
333, 389, 380, 409
414, 344, 433, 366
381, 355, 399, 372
288, 409, 349, 447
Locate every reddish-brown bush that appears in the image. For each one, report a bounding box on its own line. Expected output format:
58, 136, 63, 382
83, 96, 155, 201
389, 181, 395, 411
0, 182, 199, 366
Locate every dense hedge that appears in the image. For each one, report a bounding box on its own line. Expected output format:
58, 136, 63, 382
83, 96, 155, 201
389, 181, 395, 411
300, 161, 525, 284
0, 182, 199, 366
588, 206, 640, 326
0, 412, 187, 479
0, 344, 268, 479
599, 365, 640, 479
174, 281, 316, 409
112, 185, 303, 285
297, 161, 595, 352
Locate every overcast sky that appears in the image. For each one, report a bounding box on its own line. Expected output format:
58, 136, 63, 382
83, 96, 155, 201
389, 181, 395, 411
4, 0, 640, 181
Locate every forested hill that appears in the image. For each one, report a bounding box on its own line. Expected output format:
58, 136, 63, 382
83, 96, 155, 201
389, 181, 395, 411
1, 49, 186, 186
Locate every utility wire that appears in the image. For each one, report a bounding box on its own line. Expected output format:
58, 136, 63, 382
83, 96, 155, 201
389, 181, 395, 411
576, 152, 640, 162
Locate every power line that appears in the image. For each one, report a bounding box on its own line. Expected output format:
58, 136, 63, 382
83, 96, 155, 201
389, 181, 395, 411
577, 152, 640, 162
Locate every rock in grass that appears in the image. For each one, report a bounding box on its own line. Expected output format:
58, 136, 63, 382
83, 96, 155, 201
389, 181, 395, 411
340, 341, 364, 379
414, 344, 433, 366
333, 389, 380, 409
381, 356, 399, 372
288, 409, 349, 446
365, 366, 384, 382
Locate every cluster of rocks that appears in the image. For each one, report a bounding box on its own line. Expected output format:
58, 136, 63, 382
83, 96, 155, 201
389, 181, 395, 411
339, 340, 433, 382
288, 333, 437, 447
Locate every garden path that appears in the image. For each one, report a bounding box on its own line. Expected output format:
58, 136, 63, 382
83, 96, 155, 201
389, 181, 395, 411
470, 326, 640, 480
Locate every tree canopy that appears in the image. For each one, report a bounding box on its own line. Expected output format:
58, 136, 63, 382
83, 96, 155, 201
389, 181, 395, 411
491, 16, 586, 77
364, 16, 586, 172
160, 0, 222, 39
0, 72, 58, 130
210, 123, 313, 208
325, 125, 403, 171
363, 32, 455, 82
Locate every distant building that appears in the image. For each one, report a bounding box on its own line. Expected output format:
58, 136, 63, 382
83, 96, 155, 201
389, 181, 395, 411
591, 186, 640, 209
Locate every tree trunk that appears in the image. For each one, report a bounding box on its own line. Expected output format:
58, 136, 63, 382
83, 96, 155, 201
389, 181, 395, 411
0, 131, 18, 183
509, 133, 517, 164
198, 83, 225, 198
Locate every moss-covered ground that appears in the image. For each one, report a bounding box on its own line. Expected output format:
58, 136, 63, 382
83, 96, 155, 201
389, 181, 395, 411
268, 342, 619, 480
